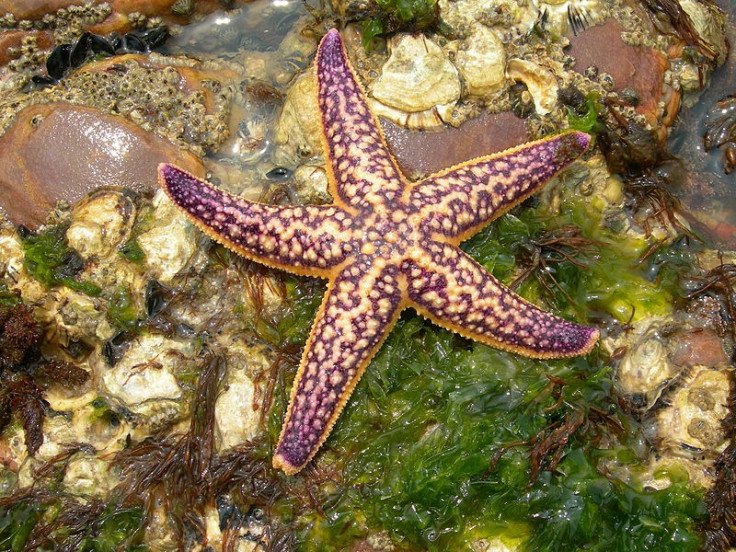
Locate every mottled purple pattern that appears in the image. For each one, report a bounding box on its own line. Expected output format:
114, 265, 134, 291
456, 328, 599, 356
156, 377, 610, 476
160, 29, 598, 476
274, 257, 402, 469
411, 132, 591, 240
159, 164, 354, 275
317, 28, 404, 209
402, 242, 598, 357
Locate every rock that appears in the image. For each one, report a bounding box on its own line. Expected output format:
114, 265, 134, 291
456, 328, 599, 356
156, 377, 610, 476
0, 103, 205, 228
569, 19, 669, 125
380, 110, 528, 179
670, 329, 730, 368
0, 29, 52, 67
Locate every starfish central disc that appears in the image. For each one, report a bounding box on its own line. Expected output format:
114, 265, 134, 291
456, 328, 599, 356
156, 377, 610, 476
159, 28, 600, 475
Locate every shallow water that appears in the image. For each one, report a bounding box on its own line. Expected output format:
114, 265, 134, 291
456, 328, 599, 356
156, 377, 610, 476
668, 0, 736, 247
163, 0, 308, 55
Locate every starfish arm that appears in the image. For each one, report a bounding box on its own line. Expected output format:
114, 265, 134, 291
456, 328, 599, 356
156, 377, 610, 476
316, 29, 405, 209
410, 131, 591, 243
273, 256, 405, 474
402, 242, 599, 358
159, 164, 355, 277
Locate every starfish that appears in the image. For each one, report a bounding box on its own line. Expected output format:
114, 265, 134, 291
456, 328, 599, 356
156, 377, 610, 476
158, 29, 599, 475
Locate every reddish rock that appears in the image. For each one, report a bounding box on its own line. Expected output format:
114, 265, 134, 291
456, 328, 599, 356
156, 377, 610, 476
0, 29, 53, 66
381, 111, 529, 178
0, 0, 80, 20
670, 328, 729, 368
0, 0, 228, 31
0, 102, 205, 228
569, 19, 670, 127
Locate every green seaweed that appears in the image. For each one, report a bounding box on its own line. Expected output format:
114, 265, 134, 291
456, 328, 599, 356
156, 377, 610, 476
567, 92, 604, 135
265, 179, 706, 550
278, 276, 324, 347
21, 225, 101, 297
0, 497, 146, 552
117, 238, 146, 265
0, 283, 20, 309
360, 0, 439, 46
0, 501, 38, 551
285, 312, 705, 550
77, 505, 147, 552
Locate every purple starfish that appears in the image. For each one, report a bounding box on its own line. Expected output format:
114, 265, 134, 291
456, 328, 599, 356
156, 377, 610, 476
159, 29, 599, 475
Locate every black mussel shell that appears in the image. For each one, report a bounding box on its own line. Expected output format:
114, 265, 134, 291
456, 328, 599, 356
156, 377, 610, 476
266, 167, 292, 181
118, 32, 147, 53
31, 74, 58, 88
102, 331, 133, 366
141, 26, 169, 50
69, 32, 92, 69
145, 280, 172, 318
46, 43, 72, 80
89, 33, 115, 55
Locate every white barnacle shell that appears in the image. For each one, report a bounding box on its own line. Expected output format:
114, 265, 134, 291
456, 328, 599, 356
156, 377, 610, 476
452, 26, 507, 98
138, 189, 200, 284
214, 341, 272, 452
369, 34, 460, 129
506, 58, 559, 116
97, 333, 192, 410
66, 188, 137, 260
615, 335, 684, 411
656, 366, 730, 458
678, 0, 728, 65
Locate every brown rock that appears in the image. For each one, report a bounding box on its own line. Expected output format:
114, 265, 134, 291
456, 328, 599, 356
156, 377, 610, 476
381, 111, 529, 179
0, 0, 80, 21
0, 29, 53, 66
0, 0, 226, 31
670, 328, 729, 368
0, 102, 205, 228
569, 19, 669, 126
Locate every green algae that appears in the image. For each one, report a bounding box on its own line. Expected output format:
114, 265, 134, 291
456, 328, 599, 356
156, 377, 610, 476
106, 286, 141, 332
283, 314, 705, 550
264, 181, 707, 550
360, 0, 439, 46
567, 93, 604, 135
0, 282, 20, 308
0, 497, 146, 552
21, 225, 101, 297
117, 238, 146, 265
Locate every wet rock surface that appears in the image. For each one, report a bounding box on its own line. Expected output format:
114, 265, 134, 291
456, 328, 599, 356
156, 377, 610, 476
0, 102, 205, 227
569, 19, 670, 126
381, 110, 528, 178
